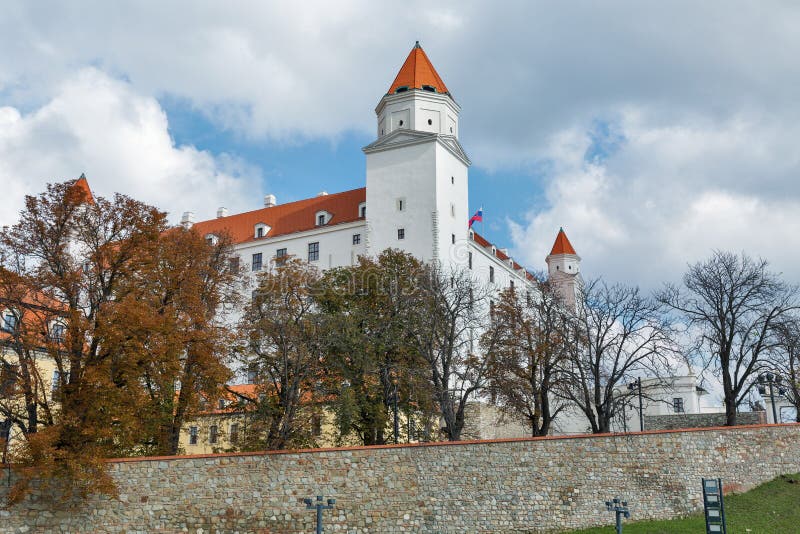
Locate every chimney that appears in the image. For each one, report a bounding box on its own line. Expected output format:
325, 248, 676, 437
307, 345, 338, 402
317, 191, 328, 197
216, 207, 228, 218
500, 248, 509, 256
264, 194, 277, 208
180, 211, 195, 228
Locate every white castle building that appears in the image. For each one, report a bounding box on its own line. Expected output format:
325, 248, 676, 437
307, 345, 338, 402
189, 42, 581, 301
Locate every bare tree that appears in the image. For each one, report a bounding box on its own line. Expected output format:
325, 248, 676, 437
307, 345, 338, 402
561, 279, 676, 434
482, 281, 571, 436
409, 265, 491, 441
659, 251, 798, 425
772, 316, 800, 422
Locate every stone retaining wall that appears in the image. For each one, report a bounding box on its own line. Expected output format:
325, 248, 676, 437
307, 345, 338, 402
3, 423, 800, 533
644, 410, 766, 430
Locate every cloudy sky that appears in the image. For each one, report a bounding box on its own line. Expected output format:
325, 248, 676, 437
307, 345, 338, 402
1, 1, 799, 290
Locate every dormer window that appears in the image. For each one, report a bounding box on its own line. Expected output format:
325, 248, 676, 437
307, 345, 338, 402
2, 310, 18, 333
469, 229, 474, 240
491, 246, 497, 256
395, 86, 409, 94
422, 85, 436, 92
254, 223, 270, 239
315, 211, 331, 226
205, 233, 219, 246
50, 322, 66, 342
358, 202, 366, 218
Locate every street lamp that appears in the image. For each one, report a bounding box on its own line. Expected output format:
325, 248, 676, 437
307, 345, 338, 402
628, 378, 644, 432
303, 495, 336, 534
757, 373, 786, 424
605, 497, 630, 534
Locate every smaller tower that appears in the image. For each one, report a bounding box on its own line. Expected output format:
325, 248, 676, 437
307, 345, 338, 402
545, 228, 581, 307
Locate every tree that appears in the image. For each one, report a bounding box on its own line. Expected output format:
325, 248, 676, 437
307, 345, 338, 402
561, 279, 676, 434
659, 251, 798, 425
482, 281, 570, 436
315, 250, 433, 446
106, 227, 241, 455
409, 265, 491, 441
0, 178, 165, 500
771, 316, 800, 422
236, 259, 325, 450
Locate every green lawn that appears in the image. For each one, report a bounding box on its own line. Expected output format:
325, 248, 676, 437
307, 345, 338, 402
570, 473, 800, 533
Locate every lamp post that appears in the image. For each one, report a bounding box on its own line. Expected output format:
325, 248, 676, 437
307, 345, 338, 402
628, 377, 643, 432
605, 497, 630, 534
303, 495, 336, 534
757, 373, 786, 424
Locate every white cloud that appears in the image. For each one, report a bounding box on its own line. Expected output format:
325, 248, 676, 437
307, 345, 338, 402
509, 110, 800, 287
1, 1, 800, 287
0, 68, 260, 227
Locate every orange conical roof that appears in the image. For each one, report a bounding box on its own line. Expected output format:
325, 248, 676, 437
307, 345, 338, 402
387, 41, 450, 96
68, 174, 95, 205
549, 227, 577, 255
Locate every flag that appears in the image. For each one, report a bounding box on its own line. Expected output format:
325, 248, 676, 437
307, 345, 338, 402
468, 207, 483, 228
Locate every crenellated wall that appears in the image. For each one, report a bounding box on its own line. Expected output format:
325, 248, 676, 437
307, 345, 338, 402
3, 423, 800, 533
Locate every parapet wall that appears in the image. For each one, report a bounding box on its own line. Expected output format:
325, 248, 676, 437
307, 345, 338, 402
3, 424, 800, 533
645, 410, 765, 430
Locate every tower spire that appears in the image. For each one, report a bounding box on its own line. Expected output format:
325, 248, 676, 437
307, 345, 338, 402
386, 42, 450, 96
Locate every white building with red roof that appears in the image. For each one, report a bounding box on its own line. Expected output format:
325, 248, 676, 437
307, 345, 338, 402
188, 42, 577, 300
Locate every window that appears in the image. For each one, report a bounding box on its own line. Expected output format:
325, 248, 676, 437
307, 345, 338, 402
230, 423, 239, 444
317, 214, 326, 226
189, 426, 198, 445
397, 198, 405, 211
254, 223, 270, 238
397, 228, 405, 240
451, 234, 456, 244
352, 234, 361, 245
2, 312, 17, 333
489, 266, 495, 283
359, 203, 366, 218
209, 425, 218, 444
229, 256, 240, 272
450, 203, 455, 218
422, 85, 435, 92
399, 120, 404, 126
468, 252, 472, 270
510, 280, 515, 290
451, 176, 454, 185
276, 248, 287, 265
312, 415, 322, 437
427, 119, 433, 125
308, 242, 319, 262
673, 398, 685, 413
252, 253, 263, 271
218, 399, 226, 410
52, 370, 68, 395
51, 323, 65, 342
247, 363, 258, 383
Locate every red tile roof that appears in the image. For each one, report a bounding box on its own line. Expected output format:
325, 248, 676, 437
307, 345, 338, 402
67, 175, 95, 205
387, 42, 450, 96
193, 188, 366, 245
471, 231, 534, 280
549, 227, 577, 255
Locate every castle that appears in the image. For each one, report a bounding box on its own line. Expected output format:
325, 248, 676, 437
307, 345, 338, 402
186, 42, 581, 303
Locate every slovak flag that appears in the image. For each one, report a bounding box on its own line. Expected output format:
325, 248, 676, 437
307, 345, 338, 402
468, 207, 483, 228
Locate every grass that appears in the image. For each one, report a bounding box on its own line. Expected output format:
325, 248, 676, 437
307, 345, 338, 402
569, 473, 800, 533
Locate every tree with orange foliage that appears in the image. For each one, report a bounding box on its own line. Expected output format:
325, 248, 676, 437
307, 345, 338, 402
0, 178, 241, 500
107, 227, 242, 455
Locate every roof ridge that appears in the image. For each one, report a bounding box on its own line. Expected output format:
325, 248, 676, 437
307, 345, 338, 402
198, 187, 366, 222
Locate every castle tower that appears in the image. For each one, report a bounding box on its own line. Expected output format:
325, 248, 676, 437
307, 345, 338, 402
545, 228, 581, 307
363, 42, 470, 265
